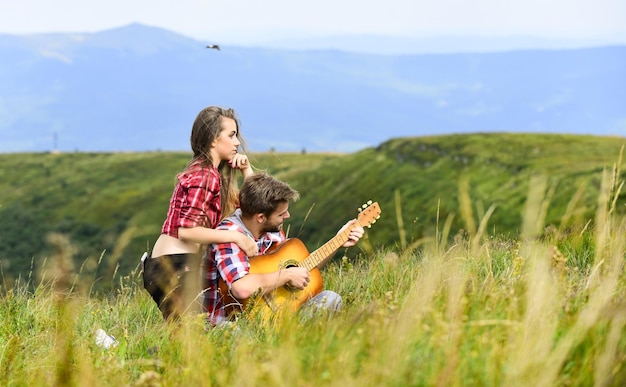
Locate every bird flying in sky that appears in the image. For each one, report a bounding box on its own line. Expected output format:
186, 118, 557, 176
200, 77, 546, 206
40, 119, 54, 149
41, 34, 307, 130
206, 44, 220, 50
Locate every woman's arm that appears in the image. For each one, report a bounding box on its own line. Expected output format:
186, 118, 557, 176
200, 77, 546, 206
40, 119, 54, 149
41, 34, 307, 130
178, 227, 259, 256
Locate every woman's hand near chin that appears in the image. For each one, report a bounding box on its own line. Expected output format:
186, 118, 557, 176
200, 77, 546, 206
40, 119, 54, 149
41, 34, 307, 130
229, 153, 253, 177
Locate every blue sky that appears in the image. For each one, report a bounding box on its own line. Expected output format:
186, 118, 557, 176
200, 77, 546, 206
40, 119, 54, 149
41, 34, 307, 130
1, 0, 624, 46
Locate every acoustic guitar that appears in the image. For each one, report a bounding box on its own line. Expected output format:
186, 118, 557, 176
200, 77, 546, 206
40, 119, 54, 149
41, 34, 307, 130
219, 201, 381, 321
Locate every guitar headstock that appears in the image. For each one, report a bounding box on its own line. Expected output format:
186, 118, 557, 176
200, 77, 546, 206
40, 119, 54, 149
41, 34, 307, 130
357, 200, 381, 228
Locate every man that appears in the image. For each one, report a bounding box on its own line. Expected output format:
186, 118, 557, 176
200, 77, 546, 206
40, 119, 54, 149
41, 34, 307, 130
203, 173, 364, 325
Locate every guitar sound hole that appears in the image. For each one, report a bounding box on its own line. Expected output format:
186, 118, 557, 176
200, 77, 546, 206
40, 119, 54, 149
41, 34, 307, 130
283, 261, 300, 292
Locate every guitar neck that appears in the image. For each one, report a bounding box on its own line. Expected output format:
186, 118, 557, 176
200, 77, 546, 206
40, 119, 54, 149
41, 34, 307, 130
297, 201, 380, 271
300, 225, 355, 271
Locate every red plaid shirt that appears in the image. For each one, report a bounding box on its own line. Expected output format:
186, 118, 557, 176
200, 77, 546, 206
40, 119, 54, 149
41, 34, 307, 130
161, 160, 221, 237
203, 209, 285, 325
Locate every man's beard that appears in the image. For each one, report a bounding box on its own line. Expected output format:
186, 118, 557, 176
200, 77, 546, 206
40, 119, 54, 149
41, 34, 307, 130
261, 220, 283, 233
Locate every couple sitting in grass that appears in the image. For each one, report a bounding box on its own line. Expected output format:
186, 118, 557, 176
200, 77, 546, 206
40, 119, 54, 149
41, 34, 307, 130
142, 106, 364, 325
204, 172, 364, 325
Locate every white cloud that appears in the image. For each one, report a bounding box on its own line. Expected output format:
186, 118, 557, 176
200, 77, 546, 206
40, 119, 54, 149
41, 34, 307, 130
39, 50, 73, 64
456, 102, 501, 117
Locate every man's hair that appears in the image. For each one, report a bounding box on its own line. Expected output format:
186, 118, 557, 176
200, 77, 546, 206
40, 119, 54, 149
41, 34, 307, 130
239, 173, 300, 217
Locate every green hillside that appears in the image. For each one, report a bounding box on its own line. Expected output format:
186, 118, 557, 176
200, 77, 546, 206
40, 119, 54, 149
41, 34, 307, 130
1, 133, 625, 288
286, 133, 626, 249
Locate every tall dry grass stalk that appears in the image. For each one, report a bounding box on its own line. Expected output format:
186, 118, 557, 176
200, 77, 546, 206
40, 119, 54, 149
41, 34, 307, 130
395, 188, 407, 250
38, 233, 90, 386
458, 174, 477, 236
506, 161, 625, 386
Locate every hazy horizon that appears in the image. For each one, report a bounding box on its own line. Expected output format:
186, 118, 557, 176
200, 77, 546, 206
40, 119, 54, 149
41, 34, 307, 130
1, 0, 624, 55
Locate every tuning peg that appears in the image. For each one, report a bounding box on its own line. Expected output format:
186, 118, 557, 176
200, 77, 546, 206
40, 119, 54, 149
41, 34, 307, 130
367, 200, 372, 205
358, 208, 362, 212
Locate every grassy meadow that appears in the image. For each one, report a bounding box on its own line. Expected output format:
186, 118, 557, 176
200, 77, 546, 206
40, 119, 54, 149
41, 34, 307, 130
0, 165, 624, 386
1, 133, 625, 385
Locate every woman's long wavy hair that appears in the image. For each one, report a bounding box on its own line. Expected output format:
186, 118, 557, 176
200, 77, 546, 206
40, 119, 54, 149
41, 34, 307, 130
186, 106, 247, 221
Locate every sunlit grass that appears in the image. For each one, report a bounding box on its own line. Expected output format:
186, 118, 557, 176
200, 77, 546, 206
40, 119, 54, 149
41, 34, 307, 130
1, 164, 626, 386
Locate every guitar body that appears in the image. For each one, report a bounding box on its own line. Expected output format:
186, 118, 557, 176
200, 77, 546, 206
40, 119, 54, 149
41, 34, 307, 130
219, 238, 323, 320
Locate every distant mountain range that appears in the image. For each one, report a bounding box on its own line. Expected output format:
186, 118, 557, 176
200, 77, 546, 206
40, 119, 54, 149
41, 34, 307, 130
1, 23, 625, 153
260, 33, 626, 55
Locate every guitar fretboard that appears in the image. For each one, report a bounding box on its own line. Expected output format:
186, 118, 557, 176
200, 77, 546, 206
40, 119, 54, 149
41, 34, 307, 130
300, 225, 355, 271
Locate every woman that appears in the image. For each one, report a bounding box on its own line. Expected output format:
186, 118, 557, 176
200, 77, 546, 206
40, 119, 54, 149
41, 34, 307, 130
143, 106, 258, 321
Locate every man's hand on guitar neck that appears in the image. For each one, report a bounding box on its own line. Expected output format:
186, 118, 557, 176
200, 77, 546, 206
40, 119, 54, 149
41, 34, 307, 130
338, 219, 365, 248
